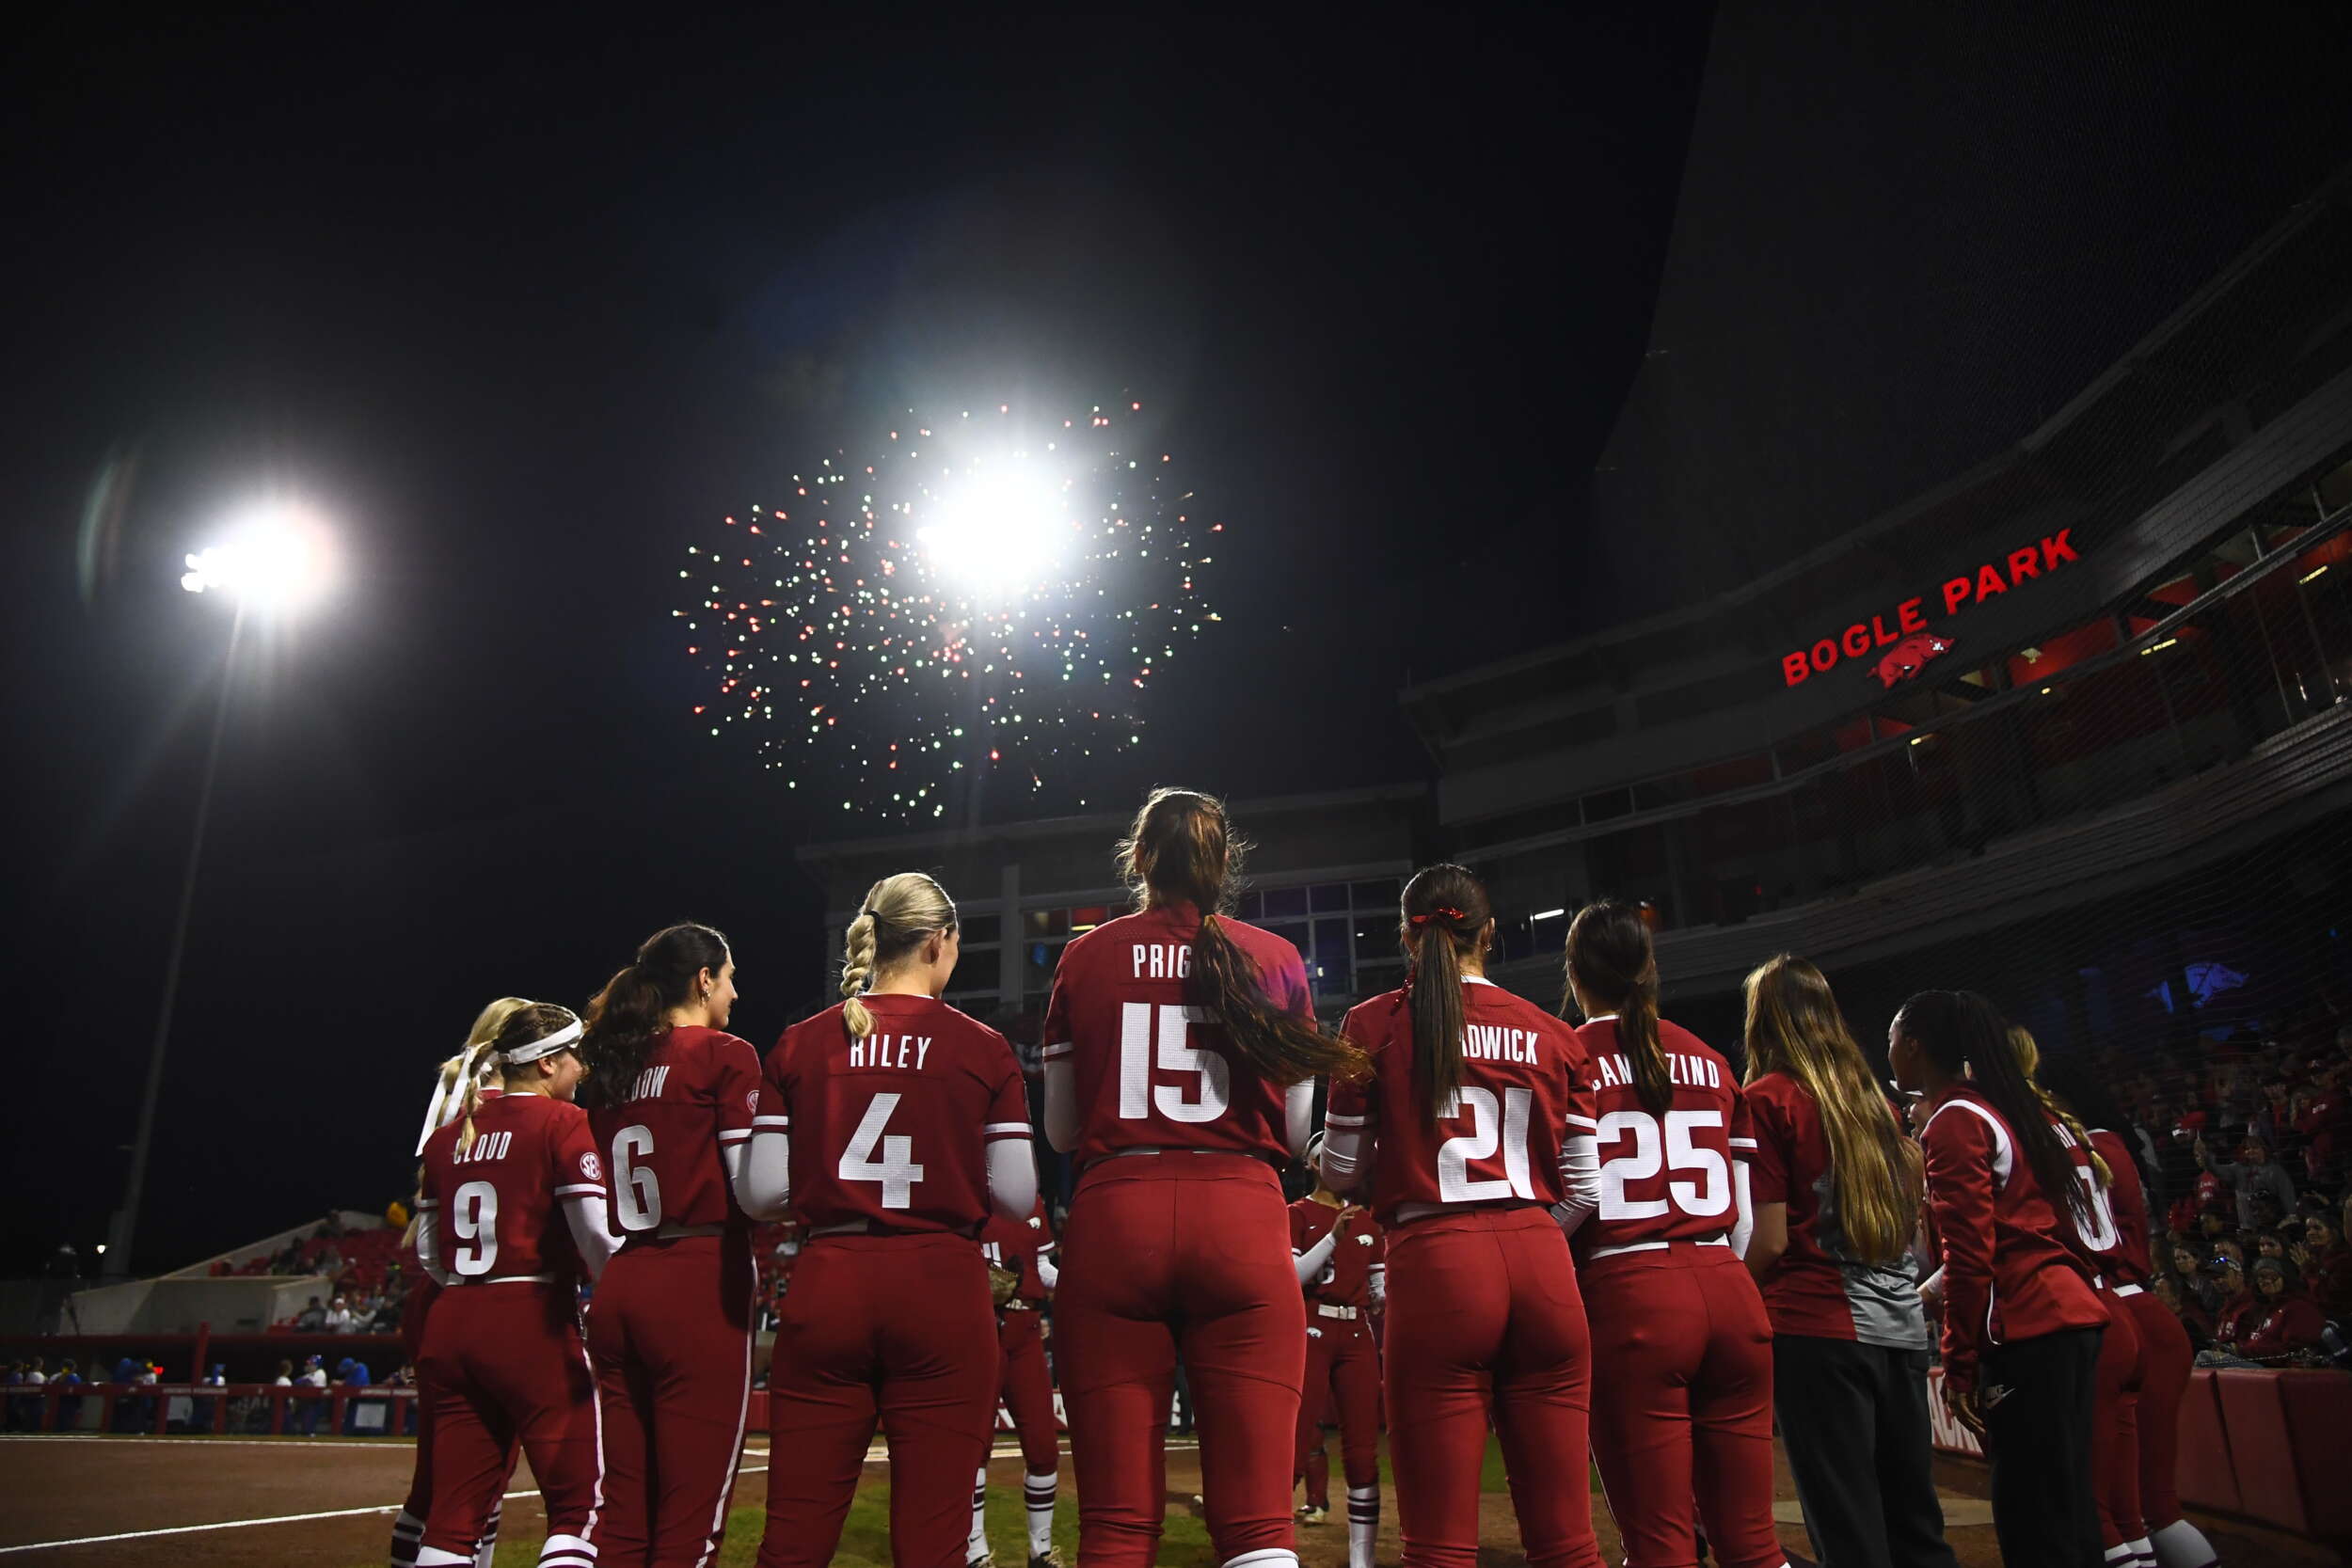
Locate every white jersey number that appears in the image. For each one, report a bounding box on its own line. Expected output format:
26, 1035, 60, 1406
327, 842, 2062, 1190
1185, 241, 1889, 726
612, 1125, 662, 1233
1596, 1108, 1730, 1221
840, 1092, 926, 1210
1118, 1003, 1231, 1123
2074, 1168, 2121, 1256
1437, 1085, 1536, 1203
449, 1180, 500, 1277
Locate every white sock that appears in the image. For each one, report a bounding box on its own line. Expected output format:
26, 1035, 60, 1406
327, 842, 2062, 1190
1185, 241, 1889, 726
390, 1510, 426, 1568
2150, 1519, 2218, 1568
535, 1533, 594, 1568
969, 1465, 990, 1557
1025, 1469, 1057, 1557
418, 1553, 472, 1568
1346, 1485, 1378, 1568
475, 1501, 501, 1568
2129, 1538, 2155, 1568
2106, 1544, 2138, 1565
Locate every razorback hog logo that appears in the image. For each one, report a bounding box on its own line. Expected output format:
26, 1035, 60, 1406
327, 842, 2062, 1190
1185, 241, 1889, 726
1781, 529, 2076, 688
1875, 631, 1952, 689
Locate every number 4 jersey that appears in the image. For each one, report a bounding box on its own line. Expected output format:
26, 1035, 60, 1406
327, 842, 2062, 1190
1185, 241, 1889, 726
585, 1024, 767, 1236
1571, 1015, 1755, 1253
765, 993, 1032, 1234
420, 1092, 608, 1282
1327, 977, 1598, 1222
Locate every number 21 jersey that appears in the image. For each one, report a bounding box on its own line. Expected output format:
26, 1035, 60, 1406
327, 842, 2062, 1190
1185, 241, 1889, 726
766, 993, 1031, 1234
1327, 977, 1597, 1223
1572, 1016, 1753, 1252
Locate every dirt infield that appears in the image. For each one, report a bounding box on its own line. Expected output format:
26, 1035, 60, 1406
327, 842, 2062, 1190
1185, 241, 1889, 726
0, 1433, 2333, 1566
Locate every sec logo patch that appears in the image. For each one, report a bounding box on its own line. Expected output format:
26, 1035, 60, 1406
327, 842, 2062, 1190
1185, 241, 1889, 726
746, 1090, 759, 1113
580, 1152, 603, 1182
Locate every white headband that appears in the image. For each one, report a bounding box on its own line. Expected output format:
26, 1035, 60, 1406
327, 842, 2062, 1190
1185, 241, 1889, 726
501, 1019, 582, 1066
414, 1050, 500, 1157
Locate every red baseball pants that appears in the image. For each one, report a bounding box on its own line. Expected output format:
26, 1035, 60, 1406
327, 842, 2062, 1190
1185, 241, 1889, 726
756, 1233, 998, 1568
1384, 1205, 1603, 1568
2091, 1289, 2147, 1557
2121, 1289, 2192, 1528
414, 1283, 603, 1565
394, 1277, 512, 1568
999, 1307, 1061, 1475
591, 1232, 757, 1568
1057, 1153, 1306, 1568
1295, 1316, 1379, 1509
1582, 1242, 1779, 1568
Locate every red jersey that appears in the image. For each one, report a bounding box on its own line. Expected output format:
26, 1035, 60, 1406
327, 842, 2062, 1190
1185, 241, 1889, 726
766, 993, 1030, 1235
1042, 904, 1313, 1166
2242, 1291, 2325, 1359
1326, 978, 1597, 1224
1742, 1070, 1928, 1348
587, 1026, 766, 1237
979, 1212, 1056, 1305
1574, 1017, 1752, 1254
1917, 1086, 2106, 1390
1288, 1198, 1385, 1309
2087, 1128, 2153, 1289
420, 1092, 606, 1284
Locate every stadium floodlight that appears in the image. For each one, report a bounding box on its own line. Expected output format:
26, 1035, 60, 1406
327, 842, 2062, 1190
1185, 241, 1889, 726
914, 461, 1071, 597
1532, 908, 1565, 921
180, 502, 336, 612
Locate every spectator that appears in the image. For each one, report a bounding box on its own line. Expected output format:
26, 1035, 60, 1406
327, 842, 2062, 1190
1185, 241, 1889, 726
2296, 1213, 2352, 1323
54, 1359, 82, 1430
294, 1295, 326, 1330
296, 1354, 327, 1437
2154, 1274, 2211, 1353
273, 1359, 294, 1386
2242, 1259, 2327, 1361
336, 1356, 373, 1435
2209, 1260, 2262, 1354
2198, 1134, 2296, 1229
322, 1295, 352, 1332
2295, 1058, 2349, 1188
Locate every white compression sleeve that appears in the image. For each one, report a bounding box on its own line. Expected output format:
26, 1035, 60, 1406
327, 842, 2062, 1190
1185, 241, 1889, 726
1550, 1123, 1601, 1236
413, 1207, 451, 1288
563, 1194, 618, 1281
735, 1131, 792, 1222
988, 1139, 1040, 1220
1285, 1080, 1317, 1159
1728, 1161, 1755, 1259
1035, 1251, 1059, 1290
1319, 1126, 1369, 1194
1043, 1053, 1079, 1152
1294, 1227, 1340, 1285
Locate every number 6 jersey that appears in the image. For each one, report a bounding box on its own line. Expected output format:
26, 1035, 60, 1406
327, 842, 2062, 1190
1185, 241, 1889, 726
585, 1025, 767, 1237
1571, 1014, 1754, 1253
765, 993, 1032, 1235
1327, 976, 1598, 1223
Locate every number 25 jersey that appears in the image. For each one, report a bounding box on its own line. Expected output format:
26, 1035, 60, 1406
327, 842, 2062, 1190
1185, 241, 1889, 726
1042, 905, 1315, 1166
765, 993, 1032, 1235
1571, 1015, 1754, 1252
1327, 977, 1597, 1224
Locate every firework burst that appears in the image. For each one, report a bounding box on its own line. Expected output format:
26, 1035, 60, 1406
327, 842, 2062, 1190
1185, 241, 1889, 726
676, 400, 1221, 819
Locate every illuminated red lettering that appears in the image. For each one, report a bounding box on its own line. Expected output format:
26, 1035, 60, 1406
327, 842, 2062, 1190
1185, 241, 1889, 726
1783, 652, 1811, 687
1871, 614, 1898, 646
2007, 547, 2040, 581
1942, 578, 1973, 615
2042, 528, 2076, 568
1976, 563, 2009, 599
1811, 639, 1838, 673
1842, 624, 1871, 657
1899, 597, 1926, 634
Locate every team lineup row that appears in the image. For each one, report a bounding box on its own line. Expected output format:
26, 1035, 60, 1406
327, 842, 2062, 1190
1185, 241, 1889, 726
387, 786, 2219, 1568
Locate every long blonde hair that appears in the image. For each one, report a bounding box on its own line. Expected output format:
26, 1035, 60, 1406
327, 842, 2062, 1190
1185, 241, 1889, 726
840, 872, 959, 1040
1741, 955, 1921, 1266
2009, 1025, 2110, 1187
408, 998, 535, 1243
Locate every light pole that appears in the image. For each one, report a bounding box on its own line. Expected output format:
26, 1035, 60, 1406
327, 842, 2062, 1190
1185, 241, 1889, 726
103, 508, 332, 1276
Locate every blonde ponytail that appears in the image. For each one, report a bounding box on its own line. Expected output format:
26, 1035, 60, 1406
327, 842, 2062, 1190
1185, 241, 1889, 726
841, 872, 961, 1042
2010, 1026, 2110, 1186
454, 1041, 499, 1155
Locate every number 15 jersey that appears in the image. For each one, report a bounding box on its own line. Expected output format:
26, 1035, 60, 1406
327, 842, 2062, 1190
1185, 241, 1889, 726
1571, 1015, 1754, 1252
766, 993, 1032, 1235
1327, 976, 1598, 1224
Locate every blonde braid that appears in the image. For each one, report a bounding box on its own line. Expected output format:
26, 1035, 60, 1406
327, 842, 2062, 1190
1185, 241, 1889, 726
455, 1041, 498, 1154
840, 911, 881, 1041
2010, 1026, 2111, 1187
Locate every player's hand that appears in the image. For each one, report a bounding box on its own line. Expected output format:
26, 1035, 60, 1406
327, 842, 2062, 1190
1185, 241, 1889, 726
1942, 1380, 1985, 1437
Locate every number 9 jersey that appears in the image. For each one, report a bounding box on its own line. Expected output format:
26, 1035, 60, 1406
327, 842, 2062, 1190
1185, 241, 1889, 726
765, 992, 1032, 1234
1326, 977, 1598, 1221
1571, 1016, 1754, 1252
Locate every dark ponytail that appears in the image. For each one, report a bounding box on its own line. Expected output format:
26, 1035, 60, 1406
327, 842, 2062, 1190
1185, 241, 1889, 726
579, 923, 732, 1111
1894, 990, 2090, 1227
1401, 863, 1491, 1129
1118, 788, 1360, 1086
1565, 900, 1672, 1117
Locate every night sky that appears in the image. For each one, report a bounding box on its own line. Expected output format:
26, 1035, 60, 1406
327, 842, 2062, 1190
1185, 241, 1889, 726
0, 8, 1713, 1270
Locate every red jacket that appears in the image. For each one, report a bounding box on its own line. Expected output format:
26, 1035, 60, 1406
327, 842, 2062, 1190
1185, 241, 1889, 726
2239, 1293, 2324, 1359
2213, 1293, 2264, 1348
2312, 1244, 2352, 1320
1919, 1087, 2106, 1392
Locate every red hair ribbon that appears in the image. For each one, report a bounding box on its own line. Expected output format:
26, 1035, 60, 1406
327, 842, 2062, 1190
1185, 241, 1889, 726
1408, 907, 1467, 927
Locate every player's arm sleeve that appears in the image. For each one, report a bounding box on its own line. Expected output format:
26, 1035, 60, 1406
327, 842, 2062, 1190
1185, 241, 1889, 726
1367, 1259, 1387, 1309
1551, 1067, 1602, 1236
985, 1043, 1040, 1219
412, 1206, 451, 1288
1729, 1161, 1756, 1259
1286, 1079, 1317, 1160
1041, 967, 1080, 1153
564, 1195, 618, 1281
1035, 1249, 1059, 1291
1294, 1226, 1341, 1285
737, 1039, 794, 1222
1920, 1111, 1996, 1391
1318, 1009, 1375, 1194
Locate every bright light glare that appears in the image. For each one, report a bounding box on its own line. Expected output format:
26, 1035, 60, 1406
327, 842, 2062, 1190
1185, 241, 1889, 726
181, 505, 335, 611
915, 464, 1069, 595
1531, 908, 1565, 921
